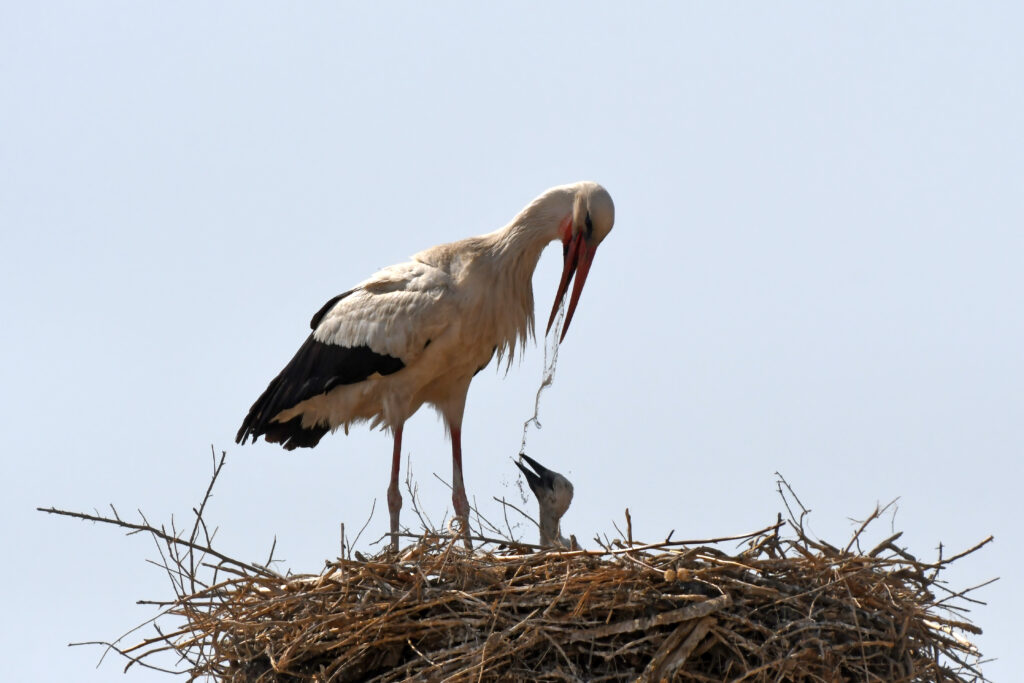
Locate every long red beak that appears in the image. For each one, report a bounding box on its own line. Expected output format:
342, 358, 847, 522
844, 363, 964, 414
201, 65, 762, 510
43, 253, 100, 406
546, 231, 598, 342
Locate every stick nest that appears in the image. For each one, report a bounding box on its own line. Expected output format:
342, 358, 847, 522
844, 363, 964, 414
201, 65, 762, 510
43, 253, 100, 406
41, 456, 991, 681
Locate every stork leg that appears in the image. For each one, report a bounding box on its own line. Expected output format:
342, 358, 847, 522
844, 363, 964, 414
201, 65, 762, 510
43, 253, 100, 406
387, 426, 403, 552
450, 427, 472, 549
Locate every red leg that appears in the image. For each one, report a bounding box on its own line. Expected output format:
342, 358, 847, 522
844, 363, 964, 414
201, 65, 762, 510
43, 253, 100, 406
387, 426, 403, 551
450, 427, 472, 549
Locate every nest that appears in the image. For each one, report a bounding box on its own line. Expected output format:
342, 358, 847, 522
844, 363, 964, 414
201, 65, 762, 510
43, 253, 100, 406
40, 455, 991, 681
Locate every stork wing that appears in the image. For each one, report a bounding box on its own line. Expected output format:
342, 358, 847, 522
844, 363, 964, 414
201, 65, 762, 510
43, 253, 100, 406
314, 261, 453, 359
236, 261, 453, 448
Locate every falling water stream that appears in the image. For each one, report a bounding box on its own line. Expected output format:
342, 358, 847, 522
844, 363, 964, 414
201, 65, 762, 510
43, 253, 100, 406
518, 299, 565, 459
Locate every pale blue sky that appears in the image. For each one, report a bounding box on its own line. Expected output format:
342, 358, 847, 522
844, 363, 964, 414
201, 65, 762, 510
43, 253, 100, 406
2, 3, 1021, 680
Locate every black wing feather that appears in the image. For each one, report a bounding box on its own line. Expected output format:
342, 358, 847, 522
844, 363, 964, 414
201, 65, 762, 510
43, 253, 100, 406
236, 295, 406, 450
309, 290, 355, 329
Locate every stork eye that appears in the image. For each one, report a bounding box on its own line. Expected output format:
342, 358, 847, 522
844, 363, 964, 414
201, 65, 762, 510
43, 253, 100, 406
584, 212, 593, 236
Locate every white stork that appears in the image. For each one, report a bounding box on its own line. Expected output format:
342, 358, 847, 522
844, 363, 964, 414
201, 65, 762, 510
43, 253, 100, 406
236, 181, 615, 549
516, 454, 575, 548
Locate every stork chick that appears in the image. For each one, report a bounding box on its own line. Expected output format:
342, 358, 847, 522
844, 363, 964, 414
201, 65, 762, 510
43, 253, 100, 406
516, 454, 574, 548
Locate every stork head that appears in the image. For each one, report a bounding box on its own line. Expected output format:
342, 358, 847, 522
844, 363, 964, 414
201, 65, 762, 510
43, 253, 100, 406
547, 182, 615, 342
516, 453, 574, 528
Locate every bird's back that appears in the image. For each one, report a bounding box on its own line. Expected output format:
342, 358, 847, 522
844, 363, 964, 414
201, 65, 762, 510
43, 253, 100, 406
236, 257, 468, 448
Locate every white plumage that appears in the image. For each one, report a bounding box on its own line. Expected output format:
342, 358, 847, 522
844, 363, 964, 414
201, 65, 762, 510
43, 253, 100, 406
237, 181, 615, 549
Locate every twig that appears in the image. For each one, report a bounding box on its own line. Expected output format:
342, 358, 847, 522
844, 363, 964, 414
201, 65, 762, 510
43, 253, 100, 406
494, 495, 537, 528
350, 499, 377, 556
39, 505, 275, 578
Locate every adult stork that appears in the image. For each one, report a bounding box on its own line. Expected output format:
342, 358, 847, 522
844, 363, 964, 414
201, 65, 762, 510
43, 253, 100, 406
236, 181, 615, 549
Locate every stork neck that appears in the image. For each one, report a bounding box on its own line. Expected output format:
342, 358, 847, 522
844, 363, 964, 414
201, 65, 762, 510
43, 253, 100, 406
539, 515, 561, 547
488, 186, 574, 263
511, 186, 575, 241
458, 187, 574, 363
487, 225, 551, 272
